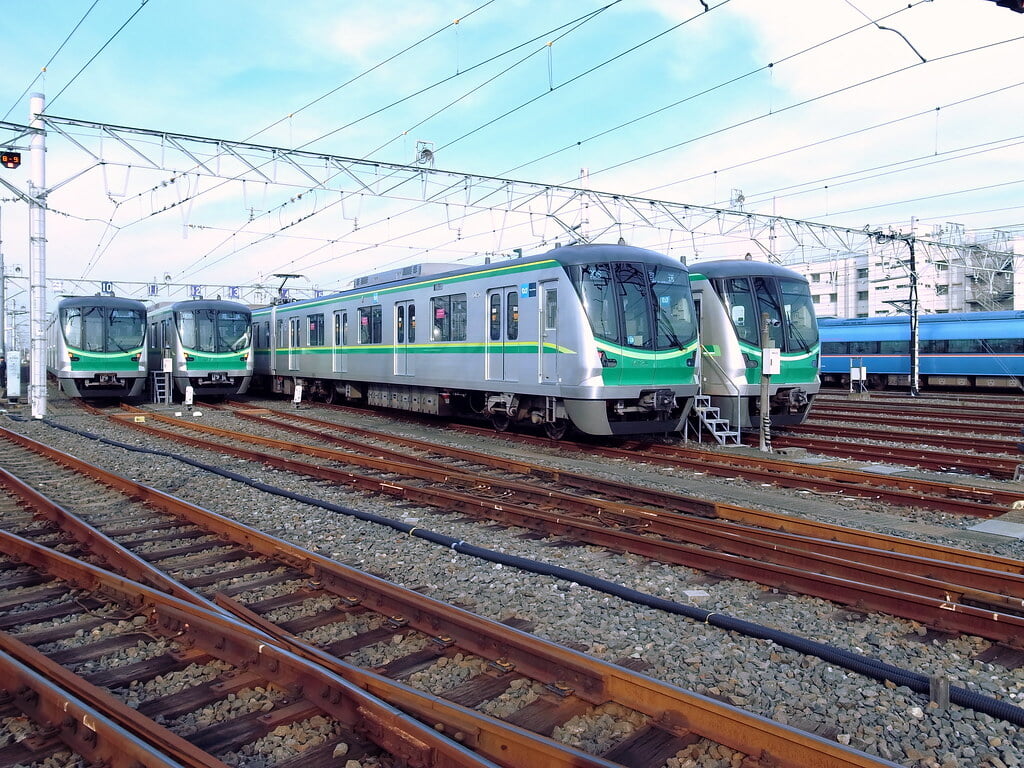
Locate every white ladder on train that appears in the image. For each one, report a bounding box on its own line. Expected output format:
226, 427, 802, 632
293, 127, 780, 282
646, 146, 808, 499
151, 372, 172, 405
689, 395, 741, 445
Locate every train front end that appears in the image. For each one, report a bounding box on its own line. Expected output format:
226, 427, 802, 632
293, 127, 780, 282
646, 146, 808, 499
691, 260, 820, 428
554, 245, 701, 436
49, 297, 147, 398
167, 300, 253, 397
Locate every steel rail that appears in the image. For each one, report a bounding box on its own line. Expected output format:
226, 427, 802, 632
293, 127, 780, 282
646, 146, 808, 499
0, 646, 193, 768
223, 404, 1024, 573
45, 412, 1024, 645
0, 430, 900, 768
0, 529, 502, 768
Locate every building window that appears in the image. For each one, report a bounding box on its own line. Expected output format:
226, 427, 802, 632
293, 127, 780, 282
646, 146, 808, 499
936, 285, 949, 296
856, 268, 869, 279
810, 273, 821, 282
812, 295, 821, 304
857, 291, 869, 300
936, 262, 948, 271
829, 293, 837, 302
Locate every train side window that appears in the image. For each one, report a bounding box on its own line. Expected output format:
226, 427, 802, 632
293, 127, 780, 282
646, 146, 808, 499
507, 292, 519, 341
359, 305, 382, 344
308, 313, 324, 346
948, 338, 983, 354
920, 339, 947, 354
849, 341, 879, 355
985, 337, 1022, 354
879, 341, 909, 354
431, 294, 466, 341
821, 341, 847, 354
489, 294, 501, 341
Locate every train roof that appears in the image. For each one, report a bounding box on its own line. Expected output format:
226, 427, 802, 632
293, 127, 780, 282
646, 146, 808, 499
689, 259, 807, 281
149, 299, 252, 314
56, 295, 147, 311
253, 243, 688, 316
819, 311, 1024, 341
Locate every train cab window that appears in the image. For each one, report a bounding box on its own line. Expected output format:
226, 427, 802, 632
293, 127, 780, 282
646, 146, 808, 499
178, 309, 251, 353
717, 278, 759, 345
574, 264, 617, 341
308, 313, 325, 346
779, 278, 818, 351
649, 264, 696, 349
62, 305, 145, 352
615, 263, 653, 349
359, 305, 382, 344
506, 292, 519, 341
431, 294, 467, 341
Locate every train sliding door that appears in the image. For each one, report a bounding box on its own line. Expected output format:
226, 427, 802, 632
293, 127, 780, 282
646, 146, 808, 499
394, 301, 415, 376
539, 281, 558, 384
486, 287, 519, 382
332, 310, 347, 373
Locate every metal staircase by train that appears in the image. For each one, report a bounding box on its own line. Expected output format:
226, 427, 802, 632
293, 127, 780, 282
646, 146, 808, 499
686, 394, 741, 445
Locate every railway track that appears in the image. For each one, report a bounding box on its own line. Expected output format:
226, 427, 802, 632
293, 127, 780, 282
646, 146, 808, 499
0, 426, 897, 768
49, 405, 1024, 646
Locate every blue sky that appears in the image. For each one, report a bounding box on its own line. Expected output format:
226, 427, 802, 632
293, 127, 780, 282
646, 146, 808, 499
0, 0, 1021, 297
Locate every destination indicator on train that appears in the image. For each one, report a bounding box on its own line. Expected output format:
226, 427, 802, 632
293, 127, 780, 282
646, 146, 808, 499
1, 151, 21, 169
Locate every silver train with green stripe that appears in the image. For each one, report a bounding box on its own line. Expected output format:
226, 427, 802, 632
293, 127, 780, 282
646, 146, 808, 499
690, 259, 820, 428
146, 299, 253, 397
252, 244, 701, 438
46, 296, 148, 398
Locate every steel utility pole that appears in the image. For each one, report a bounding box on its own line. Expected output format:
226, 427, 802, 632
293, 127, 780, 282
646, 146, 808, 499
28, 93, 46, 419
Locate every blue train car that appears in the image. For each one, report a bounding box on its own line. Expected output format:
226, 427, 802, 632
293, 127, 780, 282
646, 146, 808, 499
819, 311, 1024, 390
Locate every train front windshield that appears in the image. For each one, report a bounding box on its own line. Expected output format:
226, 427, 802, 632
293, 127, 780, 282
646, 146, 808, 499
570, 261, 697, 350
715, 276, 818, 352
177, 309, 251, 353
62, 306, 145, 352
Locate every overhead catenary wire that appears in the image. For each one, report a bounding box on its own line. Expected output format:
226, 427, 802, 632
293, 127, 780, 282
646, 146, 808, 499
1, 0, 101, 121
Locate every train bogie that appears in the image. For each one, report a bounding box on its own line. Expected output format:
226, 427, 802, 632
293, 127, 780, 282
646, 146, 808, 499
46, 296, 148, 399
253, 244, 701, 437
147, 299, 253, 398
690, 259, 820, 429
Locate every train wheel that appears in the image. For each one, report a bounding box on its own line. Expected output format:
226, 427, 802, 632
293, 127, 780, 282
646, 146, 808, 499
324, 386, 337, 405
544, 418, 570, 441
490, 412, 511, 432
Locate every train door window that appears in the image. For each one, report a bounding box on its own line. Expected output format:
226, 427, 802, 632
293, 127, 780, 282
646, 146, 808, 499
334, 313, 342, 345
408, 305, 415, 343
506, 292, 518, 340
396, 304, 405, 344
489, 294, 501, 341
308, 313, 324, 346
262, 321, 270, 348
615, 262, 651, 349
359, 305, 382, 344
275, 319, 284, 349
